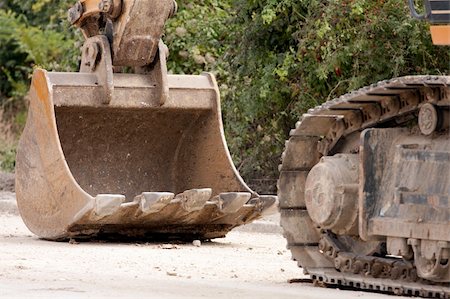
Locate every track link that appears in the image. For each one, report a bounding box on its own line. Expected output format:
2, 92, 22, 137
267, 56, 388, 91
278, 76, 450, 297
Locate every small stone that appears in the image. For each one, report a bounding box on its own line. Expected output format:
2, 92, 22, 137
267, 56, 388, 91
166, 271, 177, 277
192, 240, 201, 247
69, 238, 79, 245
160, 244, 178, 250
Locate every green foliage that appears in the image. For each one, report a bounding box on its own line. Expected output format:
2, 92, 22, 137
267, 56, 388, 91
221, 0, 449, 192
0, 142, 16, 172
0, 0, 81, 171
0, 0, 80, 103
165, 0, 235, 77
0, 0, 448, 189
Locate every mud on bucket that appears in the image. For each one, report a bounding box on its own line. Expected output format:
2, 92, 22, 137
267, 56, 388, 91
15, 69, 277, 240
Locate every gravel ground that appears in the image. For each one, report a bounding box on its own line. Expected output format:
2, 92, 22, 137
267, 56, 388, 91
0, 173, 406, 298
0, 213, 407, 299
0, 191, 18, 215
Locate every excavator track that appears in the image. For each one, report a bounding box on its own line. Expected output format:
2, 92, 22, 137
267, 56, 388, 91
278, 75, 450, 298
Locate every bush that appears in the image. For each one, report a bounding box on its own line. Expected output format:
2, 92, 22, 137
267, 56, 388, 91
221, 0, 449, 192
165, 0, 235, 76
0, 1, 80, 103
0, 0, 81, 171
0, 0, 448, 190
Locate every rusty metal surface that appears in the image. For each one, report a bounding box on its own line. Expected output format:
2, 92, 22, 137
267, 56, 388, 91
361, 129, 450, 242
16, 69, 277, 240
278, 76, 450, 297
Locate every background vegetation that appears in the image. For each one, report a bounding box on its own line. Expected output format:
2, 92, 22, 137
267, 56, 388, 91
0, 0, 448, 192
0, 0, 80, 171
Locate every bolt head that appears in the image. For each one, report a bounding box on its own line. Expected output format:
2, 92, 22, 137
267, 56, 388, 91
99, 0, 112, 13
418, 103, 438, 136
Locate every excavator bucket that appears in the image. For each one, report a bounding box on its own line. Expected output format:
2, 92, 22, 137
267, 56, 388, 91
15, 69, 276, 240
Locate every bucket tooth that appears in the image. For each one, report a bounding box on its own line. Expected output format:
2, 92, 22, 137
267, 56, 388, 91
258, 195, 278, 216
212, 196, 257, 225
134, 192, 174, 215
181, 200, 224, 225
235, 196, 278, 224
241, 200, 263, 223
203, 199, 222, 210
213, 202, 256, 225
200, 192, 251, 225
94, 194, 125, 219
118, 201, 140, 217
215, 192, 251, 214
172, 188, 212, 213
241, 196, 278, 223
212, 195, 277, 226
92, 200, 141, 225
246, 197, 263, 214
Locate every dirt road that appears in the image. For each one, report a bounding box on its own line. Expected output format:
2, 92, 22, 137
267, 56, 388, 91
0, 213, 407, 299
